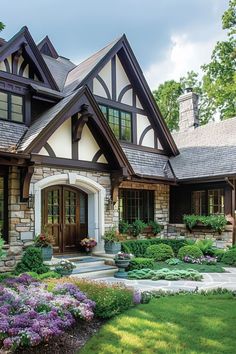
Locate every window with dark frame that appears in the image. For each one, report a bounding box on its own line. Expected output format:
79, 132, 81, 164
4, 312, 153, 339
191, 188, 224, 215
99, 104, 132, 142
0, 91, 24, 123
119, 189, 154, 223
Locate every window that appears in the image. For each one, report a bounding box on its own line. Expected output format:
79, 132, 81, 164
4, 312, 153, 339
0, 91, 23, 122
191, 188, 224, 215
119, 189, 154, 223
99, 105, 132, 142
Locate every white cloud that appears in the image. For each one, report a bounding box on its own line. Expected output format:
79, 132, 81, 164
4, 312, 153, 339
144, 32, 226, 90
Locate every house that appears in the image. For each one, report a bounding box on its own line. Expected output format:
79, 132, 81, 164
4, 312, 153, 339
0, 27, 235, 271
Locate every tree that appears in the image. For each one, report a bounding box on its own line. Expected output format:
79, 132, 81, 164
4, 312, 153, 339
0, 22, 5, 32
202, 0, 236, 120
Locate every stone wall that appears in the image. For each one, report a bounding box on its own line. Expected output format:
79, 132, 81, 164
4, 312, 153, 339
167, 223, 233, 248
119, 181, 170, 236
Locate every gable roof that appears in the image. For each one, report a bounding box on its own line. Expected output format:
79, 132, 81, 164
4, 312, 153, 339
170, 117, 236, 181
0, 26, 59, 90
62, 34, 178, 156
37, 35, 59, 59
17, 85, 134, 174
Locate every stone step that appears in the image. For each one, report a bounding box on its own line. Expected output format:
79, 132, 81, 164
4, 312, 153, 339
70, 264, 118, 279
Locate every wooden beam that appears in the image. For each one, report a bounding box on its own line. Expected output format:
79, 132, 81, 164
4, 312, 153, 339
20, 166, 34, 201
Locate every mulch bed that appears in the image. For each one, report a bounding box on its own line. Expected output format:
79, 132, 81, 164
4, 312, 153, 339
1, 319, 104, 354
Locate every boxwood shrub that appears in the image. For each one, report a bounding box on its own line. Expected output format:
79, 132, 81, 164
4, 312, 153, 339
222, 248, 236, 266
121, 238, 187, 257
178, 245, 203, 260
145, 244, 174, 261
129, 257, 155, 270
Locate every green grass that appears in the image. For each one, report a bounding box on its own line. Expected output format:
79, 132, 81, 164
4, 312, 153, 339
153, 261, 226, 273
80, 294, 236, 354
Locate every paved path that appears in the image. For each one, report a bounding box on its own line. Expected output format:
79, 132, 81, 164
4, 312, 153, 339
96, 267, 236, 292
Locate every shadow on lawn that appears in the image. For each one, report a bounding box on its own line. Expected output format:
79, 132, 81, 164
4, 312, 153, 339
79, 294, 236, 354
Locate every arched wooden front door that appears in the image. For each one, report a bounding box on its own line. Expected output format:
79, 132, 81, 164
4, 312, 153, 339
42, 186, 87, 253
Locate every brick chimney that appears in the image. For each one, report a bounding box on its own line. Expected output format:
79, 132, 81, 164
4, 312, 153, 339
178, 88, 199, 132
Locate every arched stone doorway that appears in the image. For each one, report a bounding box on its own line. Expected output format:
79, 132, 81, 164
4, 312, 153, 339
31, 173, 106, 253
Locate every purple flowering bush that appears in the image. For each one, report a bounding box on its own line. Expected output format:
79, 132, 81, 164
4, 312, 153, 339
0, 274, 95, 350
184, 255, 217, 265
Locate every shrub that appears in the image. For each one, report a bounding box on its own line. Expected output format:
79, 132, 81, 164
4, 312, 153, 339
121, 239, 187, 257
46, 278, 134, 319
26, 271, 61, 280
178, 245, 203, 260
222, 248, 236, 266
129, 257, 155, 270
127, 268, 202, 281
195, 239, 214, 255
119, 220, 131, 234
145, 244, 174, 261
165, 258, 182, 265
213, 248, 225, 261
14, 247, 49, 275
148, 221, 161, 235
131, 220, 147, 237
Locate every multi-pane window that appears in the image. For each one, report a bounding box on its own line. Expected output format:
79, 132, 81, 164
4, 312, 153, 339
99, 105, 132, 142
191, 188, 224, 215
0, 91, 23, 122
119, 189, 154, 223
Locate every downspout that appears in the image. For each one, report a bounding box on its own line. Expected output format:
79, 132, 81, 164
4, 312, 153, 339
225, 177, 236, 245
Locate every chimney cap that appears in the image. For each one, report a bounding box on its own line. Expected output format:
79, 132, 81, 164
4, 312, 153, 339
184, 87, 193, 93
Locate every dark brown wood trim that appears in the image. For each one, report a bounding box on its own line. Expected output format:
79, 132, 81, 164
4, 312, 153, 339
92, 149, 103, 163
96, 74, 111, 100
4, 58, 10, 73
111, 55, 116, 100
44, 142, 56, 157
139, 125, 152, 145
95, 95, 146, 115
20, 165, 34, 200
31, 154, 111, 172
117, 84, 132, 102
19, 60, 28, 77
71, 115, 78, 160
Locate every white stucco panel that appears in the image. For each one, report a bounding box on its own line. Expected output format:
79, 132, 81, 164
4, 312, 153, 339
93, 77, 108, 98
79, 124, 100, 161
47, 118, 72, 158
0, 55, 11, 72
137, 114, 150, 142
142, 129, 155, 148
116, 55, 130, 100
97, 154, 108, 164
17, 55, 29, 78
136, 95, 144, 109
121, 88, 133, 106
39, 147, 49, 156
97, 60, 112, 97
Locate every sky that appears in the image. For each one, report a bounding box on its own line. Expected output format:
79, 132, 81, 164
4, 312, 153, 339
0, 0, 229, 89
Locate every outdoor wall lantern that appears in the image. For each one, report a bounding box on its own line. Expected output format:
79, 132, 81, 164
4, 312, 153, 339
27, 194, 35, 209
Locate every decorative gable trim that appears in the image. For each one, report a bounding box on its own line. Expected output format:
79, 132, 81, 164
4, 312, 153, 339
37, 36, 59, 59
0, 27, 59, 90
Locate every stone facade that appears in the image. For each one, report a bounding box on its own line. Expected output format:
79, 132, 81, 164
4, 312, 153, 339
167, 223, 233, 248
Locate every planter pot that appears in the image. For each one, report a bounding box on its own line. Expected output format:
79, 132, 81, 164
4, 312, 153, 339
104, 241, 121, 254
114, 259, 130, 278
41, 246, 53, 261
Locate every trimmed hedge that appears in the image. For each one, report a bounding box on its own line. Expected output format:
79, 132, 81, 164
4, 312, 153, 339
121, 239, 187, 257
129, 258, 155, 270
178, 245, 203, 260
222, 248, 236, 266
145, 244, 174, 261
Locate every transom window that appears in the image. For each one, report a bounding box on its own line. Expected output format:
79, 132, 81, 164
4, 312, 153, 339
192, 189, 224, 215
119, 189, 154, 223
99, 105, 132, 142
0, 91, 24, 123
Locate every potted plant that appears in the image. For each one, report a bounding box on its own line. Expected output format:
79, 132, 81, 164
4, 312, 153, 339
131, 220, 147, 237
55, 260, 76, 276
34, 232, 54, 261
80, 237, 97, 254
114, 252, 134, 278
102, 227, 121, 254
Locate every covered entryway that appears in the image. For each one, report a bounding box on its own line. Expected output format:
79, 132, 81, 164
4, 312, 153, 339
42, 185, 87, 253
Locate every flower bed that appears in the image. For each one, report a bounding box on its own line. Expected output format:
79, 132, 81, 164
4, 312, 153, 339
0, 274, 95, 351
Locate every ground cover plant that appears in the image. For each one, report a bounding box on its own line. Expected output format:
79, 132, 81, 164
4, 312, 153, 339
0, 274, 95, 351
127, 268, 202, 281
80, 292, 236, 354
46, 278, 139, 319
153, 261, 226, 273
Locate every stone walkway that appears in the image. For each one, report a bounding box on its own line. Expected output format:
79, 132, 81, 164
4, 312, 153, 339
97, 267, 236, 292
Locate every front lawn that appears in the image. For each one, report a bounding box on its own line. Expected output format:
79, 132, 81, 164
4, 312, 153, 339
154, 261, 226, 273
80, 293, 236, 354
